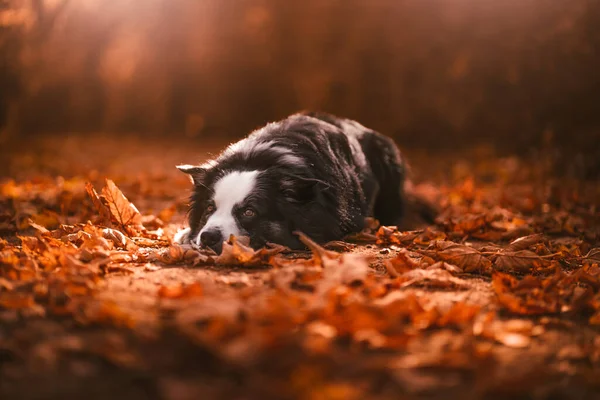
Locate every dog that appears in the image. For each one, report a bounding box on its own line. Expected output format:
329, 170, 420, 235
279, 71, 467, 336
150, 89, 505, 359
174, 112, 419, 254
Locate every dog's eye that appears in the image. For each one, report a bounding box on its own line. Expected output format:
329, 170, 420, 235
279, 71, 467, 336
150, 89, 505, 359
205, 204, 215, 214
242, 208, 255, 218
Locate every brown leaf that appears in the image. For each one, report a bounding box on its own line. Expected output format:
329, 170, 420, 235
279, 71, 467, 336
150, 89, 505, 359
429, 241, 492, 273
375, 226, 422, 246
583, 248, 600, 265
27, 218, 49, 234
100, 179, 142, 230
491, 272, 561, 315
26, 210, 62, 231
323, 240, 355, 252
102, 228, 137, 250
216, 236, 285, 267
141, 215, 164, 230
344, 231, 377, 243
152, 244, 212, 265
398, 269, 469, 290
413, 228, 447, 245
295, 232, 370, 292
427, 261, 463, 274
494, 250, 545, 273
507, 233, 545, 251
296, 231, 339, 265
385, 249, 432, 276
85, 182, 113, 225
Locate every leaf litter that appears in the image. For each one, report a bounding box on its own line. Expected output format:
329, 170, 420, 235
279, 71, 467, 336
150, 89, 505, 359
1, 139, 599, 399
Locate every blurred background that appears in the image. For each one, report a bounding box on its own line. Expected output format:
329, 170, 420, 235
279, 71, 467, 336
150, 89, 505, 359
1, 0, 599, 167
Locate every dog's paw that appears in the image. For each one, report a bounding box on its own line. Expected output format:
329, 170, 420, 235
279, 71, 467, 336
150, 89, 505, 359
173, 227, 191, 244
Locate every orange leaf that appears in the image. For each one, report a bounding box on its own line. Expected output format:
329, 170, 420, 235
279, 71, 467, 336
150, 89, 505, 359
100, 179, 142, 230
85, 182, 113, 225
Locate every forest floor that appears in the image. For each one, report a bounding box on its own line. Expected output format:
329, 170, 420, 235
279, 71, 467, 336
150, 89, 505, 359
0, 134, 599, 400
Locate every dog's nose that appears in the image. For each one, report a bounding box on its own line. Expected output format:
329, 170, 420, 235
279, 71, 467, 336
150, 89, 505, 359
200, 229, 222, 250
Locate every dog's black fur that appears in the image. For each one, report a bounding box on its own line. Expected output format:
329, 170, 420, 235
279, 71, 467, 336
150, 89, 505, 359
177, 112, 409, 253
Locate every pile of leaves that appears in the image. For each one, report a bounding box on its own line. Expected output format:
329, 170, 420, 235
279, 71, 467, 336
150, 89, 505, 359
1, 142, 600, 399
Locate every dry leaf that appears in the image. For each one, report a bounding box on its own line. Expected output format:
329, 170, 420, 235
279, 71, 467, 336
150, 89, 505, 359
85, 182, 113, 225
27, 218, 49, 234
385, 249, 433, 276
399, 269, 469, 289
494, 250, 544, 273
507, 234, 545, 251
100, 179, 142, 230
102, 228, 137, 250
583, 248, 600, 264
152, 244, 212, 265
216, 236, 285, 267
429, 241, 492, 273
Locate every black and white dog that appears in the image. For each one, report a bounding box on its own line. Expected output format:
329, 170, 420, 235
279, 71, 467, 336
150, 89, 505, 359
175, 112, 412, 254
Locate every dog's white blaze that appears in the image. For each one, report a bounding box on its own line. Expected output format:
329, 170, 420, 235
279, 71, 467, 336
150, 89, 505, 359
198, 170, 260, 244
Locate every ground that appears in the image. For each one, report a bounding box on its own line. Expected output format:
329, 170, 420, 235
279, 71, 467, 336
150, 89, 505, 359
0, 134, 599, 400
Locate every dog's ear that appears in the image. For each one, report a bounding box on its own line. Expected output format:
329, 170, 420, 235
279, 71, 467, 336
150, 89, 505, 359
176, 164, 207, 186
280, 175, 326, 204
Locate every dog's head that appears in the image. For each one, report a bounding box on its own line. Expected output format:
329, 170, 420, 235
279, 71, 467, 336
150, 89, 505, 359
177, 163, 331, 253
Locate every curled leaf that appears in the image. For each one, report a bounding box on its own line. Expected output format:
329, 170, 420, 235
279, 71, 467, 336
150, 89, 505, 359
100, 179, 142, 230
85, 182, 113, 225
507, 234, 544, 251
216, 236, 285, 267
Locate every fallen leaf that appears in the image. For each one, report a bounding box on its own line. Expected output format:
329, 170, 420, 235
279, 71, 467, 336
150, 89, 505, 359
494, 250, 545, 273
385, 249, 433, 276
507, 234, 545, 251
27, 218, 49, 234
398, 269, 469, 290
428, 241, 492, 273
216, 236, 285, 267
102, 228, 137, 250
85, 182, 113, 225
100, 179, 142, 231
583, 248, 600, 265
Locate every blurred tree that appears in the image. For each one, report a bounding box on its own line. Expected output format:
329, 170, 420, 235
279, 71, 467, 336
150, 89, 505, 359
0, 0, 597, 163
